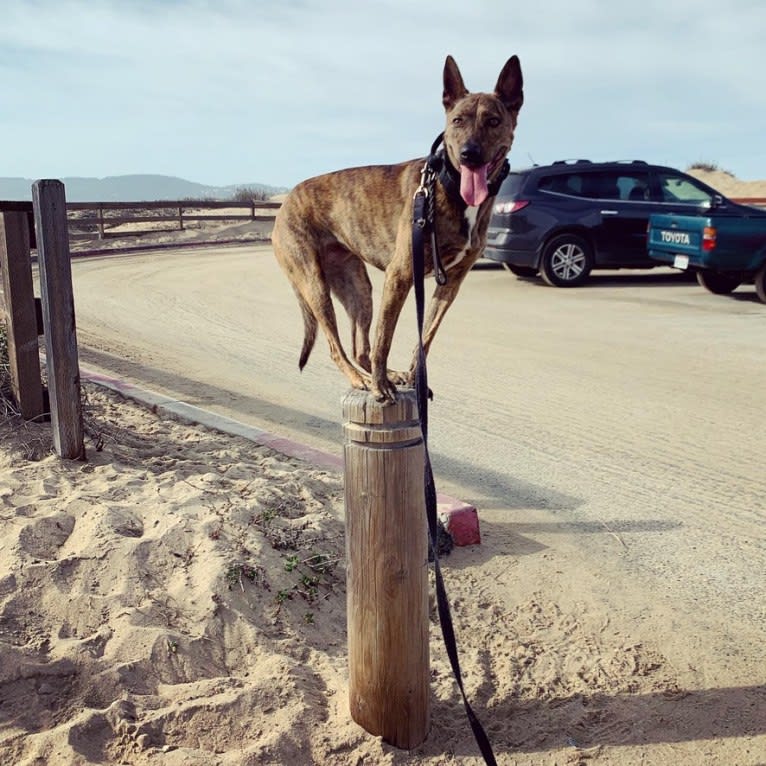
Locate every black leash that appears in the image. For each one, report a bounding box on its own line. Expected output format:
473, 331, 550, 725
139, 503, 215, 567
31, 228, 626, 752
411, 138, 498, 766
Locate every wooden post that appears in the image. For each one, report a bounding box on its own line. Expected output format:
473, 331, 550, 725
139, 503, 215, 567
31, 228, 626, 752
32, 180, 84, 460
343, 388, 430, 749
0, 211, 45, 420
178, 205, 184, 231
97, 203, 104, 239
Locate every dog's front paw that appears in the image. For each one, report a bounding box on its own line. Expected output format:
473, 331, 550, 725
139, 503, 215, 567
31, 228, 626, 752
372, 375, 398, 404
348, 369, 373, 392
386, 369, 410, 386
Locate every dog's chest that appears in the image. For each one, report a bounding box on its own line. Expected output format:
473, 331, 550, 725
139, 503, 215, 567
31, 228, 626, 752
443, 207, 480, 271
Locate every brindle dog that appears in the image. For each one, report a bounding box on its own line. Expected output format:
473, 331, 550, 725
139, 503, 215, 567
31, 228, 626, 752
272, 55, 523, 402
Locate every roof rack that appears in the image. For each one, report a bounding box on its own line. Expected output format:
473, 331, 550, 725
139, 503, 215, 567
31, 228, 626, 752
550, 159, 649, 167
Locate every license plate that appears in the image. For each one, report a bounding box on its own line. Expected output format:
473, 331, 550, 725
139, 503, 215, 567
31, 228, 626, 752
673, 254, 689, 270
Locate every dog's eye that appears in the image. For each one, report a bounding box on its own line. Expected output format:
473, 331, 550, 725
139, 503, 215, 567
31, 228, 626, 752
487, 117, 501, 128
452, 116, 463, 126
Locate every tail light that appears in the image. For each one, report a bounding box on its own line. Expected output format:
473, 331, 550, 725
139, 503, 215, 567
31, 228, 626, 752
702, 225, 717, 251
494, 200, 529, 214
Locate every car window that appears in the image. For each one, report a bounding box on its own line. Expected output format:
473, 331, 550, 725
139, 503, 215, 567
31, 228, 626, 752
656, 173, 712, 204
498, 172, 527, 197
579, 171, 654, 201
618, 172, 652, 201
538, 173, 583, 196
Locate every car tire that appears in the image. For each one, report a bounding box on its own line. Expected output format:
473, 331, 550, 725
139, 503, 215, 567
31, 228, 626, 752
696, 270, 742, 295
754, 264, 766, 304
502, 263, 538, 278
539, 234, 593, 287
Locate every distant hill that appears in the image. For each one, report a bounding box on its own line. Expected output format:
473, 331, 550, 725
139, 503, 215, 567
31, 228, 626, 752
0, 174, 287, 202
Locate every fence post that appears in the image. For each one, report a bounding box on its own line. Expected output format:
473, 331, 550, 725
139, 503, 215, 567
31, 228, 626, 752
32, 180, 84, 460
97, 203, 104, 239
0, 211, 45, 420
178, 205, 184, 231
342, 388, 430, 749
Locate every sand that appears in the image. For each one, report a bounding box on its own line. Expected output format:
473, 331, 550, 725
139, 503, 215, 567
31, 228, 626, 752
1, 381, 764, 765
1, 170, 765, 764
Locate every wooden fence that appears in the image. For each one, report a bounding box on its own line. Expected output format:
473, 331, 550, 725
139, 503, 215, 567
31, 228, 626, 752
1, 184, 84, 458
58, 197, 766, 241
66, 199, 282, 239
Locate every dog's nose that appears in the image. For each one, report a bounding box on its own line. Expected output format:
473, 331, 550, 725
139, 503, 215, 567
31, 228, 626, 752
460, 142, 483, 167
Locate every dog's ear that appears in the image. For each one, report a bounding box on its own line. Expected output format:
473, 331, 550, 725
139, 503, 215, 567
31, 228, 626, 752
494, 55, 524, 114
443, 55, 468, 111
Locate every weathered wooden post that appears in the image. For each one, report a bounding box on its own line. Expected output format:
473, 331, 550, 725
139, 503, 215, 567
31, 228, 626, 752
343, 388, 430, 749
0, 209, 45, 420
32, 180, 84, 460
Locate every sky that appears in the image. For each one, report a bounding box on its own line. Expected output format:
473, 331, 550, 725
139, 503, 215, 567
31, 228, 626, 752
2, 0, 765, 189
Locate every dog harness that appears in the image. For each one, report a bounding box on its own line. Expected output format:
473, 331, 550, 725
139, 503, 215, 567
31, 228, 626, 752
414, 132, 510, 285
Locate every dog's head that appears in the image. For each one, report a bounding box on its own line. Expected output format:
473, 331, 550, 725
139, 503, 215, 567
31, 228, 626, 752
442, 55, 523, 207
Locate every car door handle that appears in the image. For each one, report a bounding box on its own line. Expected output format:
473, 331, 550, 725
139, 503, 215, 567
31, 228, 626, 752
601, 210, 619, 215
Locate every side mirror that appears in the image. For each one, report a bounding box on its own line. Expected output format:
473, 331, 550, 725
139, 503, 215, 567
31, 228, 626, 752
706, 194, 725, 211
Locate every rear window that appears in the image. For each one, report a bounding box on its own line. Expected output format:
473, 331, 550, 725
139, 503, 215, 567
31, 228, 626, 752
497, 172, 527, 198
538, 173, 585, 196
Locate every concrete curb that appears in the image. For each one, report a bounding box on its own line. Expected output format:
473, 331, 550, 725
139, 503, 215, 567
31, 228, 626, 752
81, 368, 481, 545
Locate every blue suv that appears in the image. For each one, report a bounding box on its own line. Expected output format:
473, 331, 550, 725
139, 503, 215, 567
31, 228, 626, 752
483, 160, 730, 286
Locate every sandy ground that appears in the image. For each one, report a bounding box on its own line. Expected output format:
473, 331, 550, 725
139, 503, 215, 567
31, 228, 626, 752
1, 169, 765, 765
3, 385, 764, 766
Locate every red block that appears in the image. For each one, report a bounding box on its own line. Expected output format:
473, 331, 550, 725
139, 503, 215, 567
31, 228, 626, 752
437, 499, 481, 546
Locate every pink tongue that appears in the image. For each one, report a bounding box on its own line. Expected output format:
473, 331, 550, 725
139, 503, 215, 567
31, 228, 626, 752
460, 163, 490, 207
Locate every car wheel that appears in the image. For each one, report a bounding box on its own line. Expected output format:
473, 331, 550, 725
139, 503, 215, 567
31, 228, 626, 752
754, 264, 766, 304
696, 270, 742, 295
502, 263, 538, 278
540, 234, 593, 287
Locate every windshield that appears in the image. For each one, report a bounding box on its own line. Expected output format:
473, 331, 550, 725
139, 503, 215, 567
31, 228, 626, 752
657, 173, 714, 204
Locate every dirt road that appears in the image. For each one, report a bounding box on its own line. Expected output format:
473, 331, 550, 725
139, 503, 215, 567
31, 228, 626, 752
66, 245, 765, 761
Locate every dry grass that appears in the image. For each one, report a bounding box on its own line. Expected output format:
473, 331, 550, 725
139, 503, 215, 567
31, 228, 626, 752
0, 320, 19, 418
687, 160, 735, 177
0, 320, 53, 460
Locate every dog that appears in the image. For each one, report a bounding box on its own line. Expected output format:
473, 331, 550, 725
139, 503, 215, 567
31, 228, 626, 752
272, 55, 523, 403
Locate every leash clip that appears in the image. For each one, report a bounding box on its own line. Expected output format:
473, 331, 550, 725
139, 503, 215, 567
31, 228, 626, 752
415, 161, 435, 200
413, 157, 447, 285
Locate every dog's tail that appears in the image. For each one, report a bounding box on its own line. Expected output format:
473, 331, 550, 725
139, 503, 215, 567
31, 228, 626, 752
298, 298, 317, 371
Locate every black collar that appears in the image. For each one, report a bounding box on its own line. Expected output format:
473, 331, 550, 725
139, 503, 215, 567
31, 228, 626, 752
426, 132, 510, 210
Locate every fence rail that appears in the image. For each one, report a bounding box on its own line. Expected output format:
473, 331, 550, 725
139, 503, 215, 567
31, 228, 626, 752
66, 199, 282, 239
732, 197, 766, 207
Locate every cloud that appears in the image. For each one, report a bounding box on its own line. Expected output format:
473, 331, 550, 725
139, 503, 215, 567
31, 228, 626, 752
1, 0, 765, 186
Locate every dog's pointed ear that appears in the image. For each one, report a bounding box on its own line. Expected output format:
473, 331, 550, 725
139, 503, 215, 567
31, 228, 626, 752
494, 55, 524, 114
443, 55, 468, 111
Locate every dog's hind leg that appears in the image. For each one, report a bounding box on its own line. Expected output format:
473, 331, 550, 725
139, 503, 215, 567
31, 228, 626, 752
274, 237, 372, 392
324, 251, 373, 373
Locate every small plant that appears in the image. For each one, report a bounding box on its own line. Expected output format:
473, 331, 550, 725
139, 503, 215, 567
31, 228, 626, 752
687, 161, 734, 177
298, 574, 319, 603
251, 508, 277, 528
304, 553, 335, 575
275, 588, 293, 605
224, 562, 267, 592
230, 186, 270, 203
